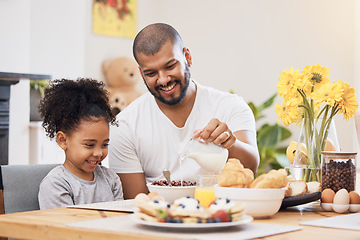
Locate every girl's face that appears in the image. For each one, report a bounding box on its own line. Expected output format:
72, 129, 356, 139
59, 118, 110, 181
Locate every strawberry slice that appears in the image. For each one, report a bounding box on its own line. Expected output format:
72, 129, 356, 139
208, 200, 216, 207
212, 210, 230, 222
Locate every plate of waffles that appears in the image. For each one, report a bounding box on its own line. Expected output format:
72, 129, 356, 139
133, 193, 253, 230
132, 214, 253, 229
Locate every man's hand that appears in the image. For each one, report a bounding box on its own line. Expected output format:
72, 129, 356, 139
193, 118, 236, 149
193, 118, 260, 173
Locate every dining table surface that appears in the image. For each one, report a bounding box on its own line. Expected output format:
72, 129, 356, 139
0, 200, 359, 240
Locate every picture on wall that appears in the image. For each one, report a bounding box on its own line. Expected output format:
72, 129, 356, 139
93, 0, 137, 38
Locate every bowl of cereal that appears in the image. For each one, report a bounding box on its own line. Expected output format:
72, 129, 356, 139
147, 180, 196, 203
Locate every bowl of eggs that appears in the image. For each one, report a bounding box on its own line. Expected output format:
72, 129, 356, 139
320, 188, 360, 213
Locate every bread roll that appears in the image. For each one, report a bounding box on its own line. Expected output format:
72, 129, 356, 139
285, 180, 308, 197
249, 169, 288, 189
306, 181, 321, 193
217, 158, 253, 188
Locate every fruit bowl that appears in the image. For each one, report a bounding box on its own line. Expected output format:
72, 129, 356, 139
214, 185, 285, 218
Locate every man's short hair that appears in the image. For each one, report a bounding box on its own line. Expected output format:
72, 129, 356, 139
133, 23, 184, 63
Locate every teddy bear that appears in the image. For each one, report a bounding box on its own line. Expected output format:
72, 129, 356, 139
102, 56, 143, 116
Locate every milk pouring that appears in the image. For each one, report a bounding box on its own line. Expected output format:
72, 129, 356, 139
182, 138, 228, 174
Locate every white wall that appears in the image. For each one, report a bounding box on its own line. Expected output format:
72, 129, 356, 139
355, 0, 360, 162
29, 0, 86, 79
152, 0, 357, 151
0, 0, 31, 165
1, 0, 359, 165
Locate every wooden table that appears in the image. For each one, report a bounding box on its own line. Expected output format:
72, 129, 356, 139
0, 202, 358, 240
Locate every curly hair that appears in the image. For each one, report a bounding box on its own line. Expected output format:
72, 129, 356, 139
39, 78, 116, 139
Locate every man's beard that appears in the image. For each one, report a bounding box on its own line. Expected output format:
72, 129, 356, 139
144, 64, 191, 106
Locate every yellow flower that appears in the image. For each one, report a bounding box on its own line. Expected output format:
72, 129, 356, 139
275, 64, 358, 177
277, 67, 302, 98
299, 72, 315, 95
276, 64, 358, 125
311, 82, 343, 108
337, 80, 359, 120
294, 106, 306, 125
301, 64, 331, 93
275, 99, 299, 126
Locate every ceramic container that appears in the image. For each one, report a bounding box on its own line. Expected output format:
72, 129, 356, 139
214, 186, 285, 218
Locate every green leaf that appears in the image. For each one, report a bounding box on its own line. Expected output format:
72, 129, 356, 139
257, 124, 282, 149
280, 127, 292, 141
243, 92, 293, 176
247, 102, 258, 120
274, 153, 291, 168
257, 93, 277, 112
30, 80, 49, 98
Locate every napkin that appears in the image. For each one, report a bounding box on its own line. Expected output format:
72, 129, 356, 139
67, 214, 301, 240
300, 213, 360, 231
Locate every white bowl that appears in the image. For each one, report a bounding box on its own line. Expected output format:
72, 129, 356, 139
215, 186, 285, 218
147, 183, 196, 203
332, 204, 349, 213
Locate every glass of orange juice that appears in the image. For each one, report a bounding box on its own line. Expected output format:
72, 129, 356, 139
195, 175, 217, 207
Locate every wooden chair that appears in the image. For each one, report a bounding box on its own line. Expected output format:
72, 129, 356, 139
0, 164, 58, 214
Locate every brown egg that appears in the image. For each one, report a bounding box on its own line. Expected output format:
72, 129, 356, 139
321, 188, 335, 203
349, 191, 360, 204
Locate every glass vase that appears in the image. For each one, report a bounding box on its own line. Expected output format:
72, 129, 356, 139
291, 117, 340, 183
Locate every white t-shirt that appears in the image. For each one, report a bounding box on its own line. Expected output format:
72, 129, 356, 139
109, 81, 256, 183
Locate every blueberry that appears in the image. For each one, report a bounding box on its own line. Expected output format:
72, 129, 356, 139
226, 198, 230, 203
215, 218, 221, 223
167, 204, 170, 208
153, 200, 159, 203
165, 217, 172, 223
207, 219, 214, 223
196, 205, 200, 209
197, 219, 202, 223
179, 203, 185, 208
186, 196, 191, 198
175, 219, 183, 223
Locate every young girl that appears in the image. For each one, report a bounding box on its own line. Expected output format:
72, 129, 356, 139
38, 78, 123, 209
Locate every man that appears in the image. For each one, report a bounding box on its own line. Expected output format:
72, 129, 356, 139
109, 23, 259, 199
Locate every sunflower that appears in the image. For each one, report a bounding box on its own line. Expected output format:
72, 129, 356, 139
276, 64, 358, 124
311, 82, 343, 108
277, 67, 302, 98
275, 99, 299, 126
337, 80, 359, 120
301, 64, 331, 93
275, 64, 358, 178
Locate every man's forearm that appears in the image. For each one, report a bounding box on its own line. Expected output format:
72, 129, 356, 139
228, 139, 260, 174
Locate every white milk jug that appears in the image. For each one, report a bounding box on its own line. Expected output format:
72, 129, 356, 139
182, 138, 228, 173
